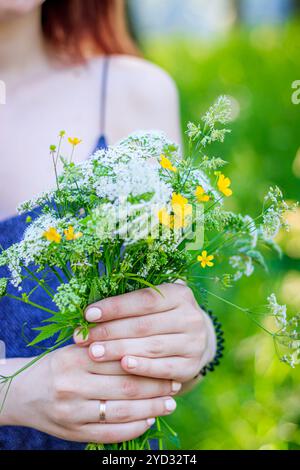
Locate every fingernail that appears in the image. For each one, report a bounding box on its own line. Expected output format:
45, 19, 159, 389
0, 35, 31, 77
127, 357, 138, 369
91, 344, 105, 358
86, 307, 102, 322
74, 328, 88, 344
165, 398, 177, 412
171, 382, 182, 393
147, 418, 155, 427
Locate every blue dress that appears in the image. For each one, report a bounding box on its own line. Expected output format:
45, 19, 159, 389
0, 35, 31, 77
0, 59, 110, 450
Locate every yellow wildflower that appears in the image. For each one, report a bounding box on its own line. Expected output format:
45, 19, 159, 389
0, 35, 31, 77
158, 208, 174, 229
160, 154, 177, 173
171, 193, 192, 228
196, 186, 210, 203
158, 194, 192, 230
173, 214, 188, 229
43, 227, 61, 244
197, 250, 215, 268
68, 137, 82, 146
217, 174, 233, 197
172, 193, 188, 208
64, 226, 83, 241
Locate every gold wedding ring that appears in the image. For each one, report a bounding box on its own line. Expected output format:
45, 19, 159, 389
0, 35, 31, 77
99, 400, 106, 423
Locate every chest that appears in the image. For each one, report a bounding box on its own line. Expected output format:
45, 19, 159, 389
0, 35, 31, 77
0, 66, 101, 218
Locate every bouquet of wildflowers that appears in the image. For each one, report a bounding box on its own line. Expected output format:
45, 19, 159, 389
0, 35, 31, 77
0, 96, 299, 450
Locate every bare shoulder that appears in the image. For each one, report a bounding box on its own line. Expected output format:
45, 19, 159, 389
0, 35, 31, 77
106, 56, 181, 143
110, 55, 178, 98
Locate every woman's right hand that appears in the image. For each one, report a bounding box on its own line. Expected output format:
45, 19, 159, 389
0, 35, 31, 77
0, 345, 178, 443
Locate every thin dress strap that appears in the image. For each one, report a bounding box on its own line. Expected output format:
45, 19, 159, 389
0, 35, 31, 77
95, 56, 110, 151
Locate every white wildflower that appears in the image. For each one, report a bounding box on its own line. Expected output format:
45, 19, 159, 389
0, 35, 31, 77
267, 293, 287, 328
230, 255, 254, 281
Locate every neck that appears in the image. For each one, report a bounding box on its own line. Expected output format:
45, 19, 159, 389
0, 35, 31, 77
0, 8, 48, 80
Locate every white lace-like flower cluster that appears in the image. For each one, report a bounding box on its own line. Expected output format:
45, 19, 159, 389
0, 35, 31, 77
267, 293, 287, 329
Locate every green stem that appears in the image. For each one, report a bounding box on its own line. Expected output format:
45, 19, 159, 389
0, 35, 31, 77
49, 266, 65, 284
22, 265, 55, 299
156, 417, 163, 450
200, 287, 273, 337
5, 294, 57, 315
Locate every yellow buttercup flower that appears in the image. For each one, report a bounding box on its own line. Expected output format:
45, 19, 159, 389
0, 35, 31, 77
68, 137, 82, 146
173, 214, 188, 229
197, 250, 215, 268
158, 208, 174, 229
217, 174, 233, 197
43, 227, 61, 244
196, 186, 210, 203
160, 154, 177, 173
64, 226, 83, 241
158, 194, 192, 230
172, 193, 188, 208
171, 193, 192, 227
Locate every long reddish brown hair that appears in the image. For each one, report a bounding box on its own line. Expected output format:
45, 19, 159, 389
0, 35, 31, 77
41, 0, 138, 62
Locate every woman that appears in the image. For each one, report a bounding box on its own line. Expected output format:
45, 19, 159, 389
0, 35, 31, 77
0, 0, 217, 449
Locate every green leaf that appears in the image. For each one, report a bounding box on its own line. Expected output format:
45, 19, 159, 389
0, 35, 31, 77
262, 238, 283, 258
0, 278, 8, 298
123, 275, 164, 296
247, 250, 268, 272
55, 328, 73, 344
88, 277, 102, 304
28, 323, 62, 347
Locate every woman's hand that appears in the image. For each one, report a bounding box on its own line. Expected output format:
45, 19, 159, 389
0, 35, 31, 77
75, 284, 217, 388
0, 345, 178, 442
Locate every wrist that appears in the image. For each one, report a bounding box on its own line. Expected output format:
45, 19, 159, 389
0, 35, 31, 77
0, 357, 35, 426
202, 311, 217, 365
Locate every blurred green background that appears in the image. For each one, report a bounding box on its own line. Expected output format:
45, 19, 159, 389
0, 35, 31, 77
130, 0, 300, 450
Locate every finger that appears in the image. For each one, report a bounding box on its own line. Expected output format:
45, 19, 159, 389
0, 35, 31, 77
84, 284, 190, 323
88, 334, 189, 362
81, 396, 177, 424
79, 419, 155, 444
121, 356, 199, 382
59, 345, 128, 375
82, 374, 182, 400
87, 360, 128, 376
74, 310, 185, 345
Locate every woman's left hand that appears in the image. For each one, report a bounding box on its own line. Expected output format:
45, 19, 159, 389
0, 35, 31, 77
74, 284, 217, 387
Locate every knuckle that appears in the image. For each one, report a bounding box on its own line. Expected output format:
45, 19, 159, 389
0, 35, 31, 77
135, 316, 153, 336
93, 325, 110, 340
108, 297, 123, 318
52, 377, 68, 399
180, 285, 195, 303
147, 337, 163, 356
188, 310, 205, 331
163, 360, 177, 380
114, 404, 131, 422
121, 378, 139, 398
52, 402, 73, 425
190, 332, 207, 357
139, 288, 158, 311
